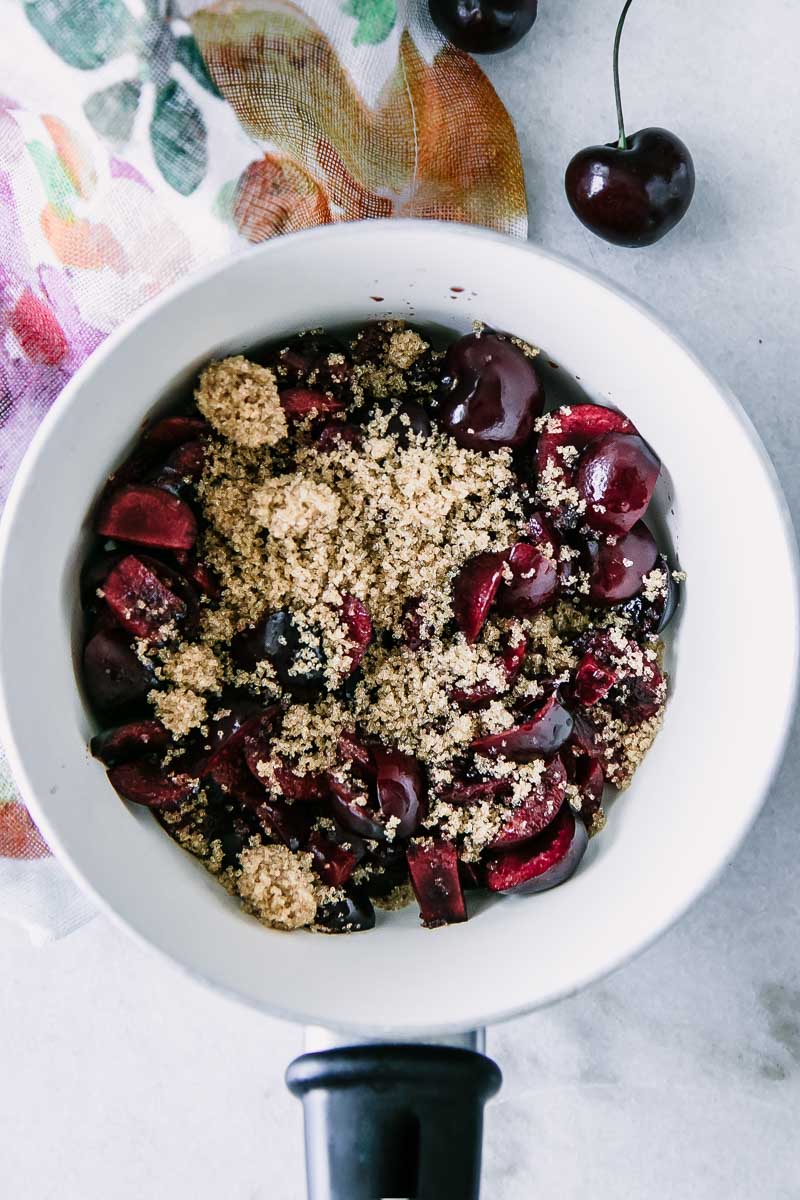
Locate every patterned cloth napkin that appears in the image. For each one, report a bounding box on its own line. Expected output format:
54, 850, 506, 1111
0, 0, 527, 941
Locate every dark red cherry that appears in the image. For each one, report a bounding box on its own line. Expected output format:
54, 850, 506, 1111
106, 759, 196, 809
387, 400, 432, 447
452, 550, 508, 642
372, 747, 426, 838
406, 839, 467, 927
428, 0, 537, 54
566, 128, 695, 248
564, 3, 693, 247
231, 610, 326, 698
585, 521, 659, 605
314, 888, 376, 933
102, 555, 187, 642
496, 541, 559, 616
489, 756, 567, 848
577, 433, 660, 535
83, 629, 155, 715
91, 720, 169, 766
439, 331, 544, 451
95, 484, 197, 551
471, 694, 573, 762
485, 804, 588, 894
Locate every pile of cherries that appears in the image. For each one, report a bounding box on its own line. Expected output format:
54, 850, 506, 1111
81, 325, 676, 932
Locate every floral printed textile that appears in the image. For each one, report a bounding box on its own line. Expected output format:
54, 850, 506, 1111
0, 0, 527, 934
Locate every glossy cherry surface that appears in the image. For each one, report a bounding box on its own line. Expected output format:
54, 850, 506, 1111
428, 0, 537, 54
566, 128, 695, 247
577, 432, 660, 535
439, 331, 544, 451
585, 521, 659, 605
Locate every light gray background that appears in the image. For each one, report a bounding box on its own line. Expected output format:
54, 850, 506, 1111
3, 1, 799, 1196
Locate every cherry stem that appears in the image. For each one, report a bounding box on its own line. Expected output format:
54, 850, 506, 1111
613, 0, 635, 150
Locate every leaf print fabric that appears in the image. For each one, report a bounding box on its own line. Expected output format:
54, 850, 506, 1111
0, 0, 527, 938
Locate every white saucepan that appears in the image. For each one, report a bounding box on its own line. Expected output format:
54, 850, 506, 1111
0, 221, 796, 1199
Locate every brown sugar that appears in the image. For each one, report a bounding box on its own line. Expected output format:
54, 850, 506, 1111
196, 356, 287, 448
104, 320, 676, 933
237, 844, 319, 930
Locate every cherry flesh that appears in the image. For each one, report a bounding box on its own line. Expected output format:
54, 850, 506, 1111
485, 804, 588, 894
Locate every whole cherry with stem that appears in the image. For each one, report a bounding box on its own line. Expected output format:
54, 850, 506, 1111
564, 0, 695, 247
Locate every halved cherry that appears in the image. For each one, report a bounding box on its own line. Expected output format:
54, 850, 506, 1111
406, 839, 467, 927
308, 830, 359, 887
243, 727, 326, 801
83, 629, 155, 714
496, 541, 559, 616
570, 653, 617, 706
577, 433, 660, 535
103, 555, 187, 642
91, 720, 169, 766
439, 331, 544, 451
174, 551, 221, 600
585, 522, 659, 605
535, 404, 636, 528
535, 403, 636, 482
231, 609, 326, 699
471, 695, 573, 762
436, 776, 512, 805
485, 804, 588, 894
96, 484, 197, 551
143, 416, 208, 449
279, 388, 347, 421
315, 423, 363, 453
107, 759, 196, 808
328, 775, 386, 841
450, 631, 527, 708
314, 889, 376, 933
340, 594, 373, 673
254, 799, 314, 851
452, 550, 508, 642
489, 756, 567, 849
373, 747, 426, 838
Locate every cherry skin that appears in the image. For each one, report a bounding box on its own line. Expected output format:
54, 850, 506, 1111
577, 431, 660, 535
565, 127, 695, 247
428, 0, 537, 54
439, 331, 544, 451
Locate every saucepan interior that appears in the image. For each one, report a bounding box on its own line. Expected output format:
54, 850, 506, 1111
0, 221, 796, 1036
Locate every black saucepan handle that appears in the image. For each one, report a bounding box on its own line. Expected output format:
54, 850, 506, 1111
286, 1043, 502, 1200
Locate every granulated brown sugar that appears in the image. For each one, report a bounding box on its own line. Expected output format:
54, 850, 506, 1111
196, 356, 287, 448
87, 320, 678, 934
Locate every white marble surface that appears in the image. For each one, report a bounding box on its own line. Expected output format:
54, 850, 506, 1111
3, 1, 800, 1196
